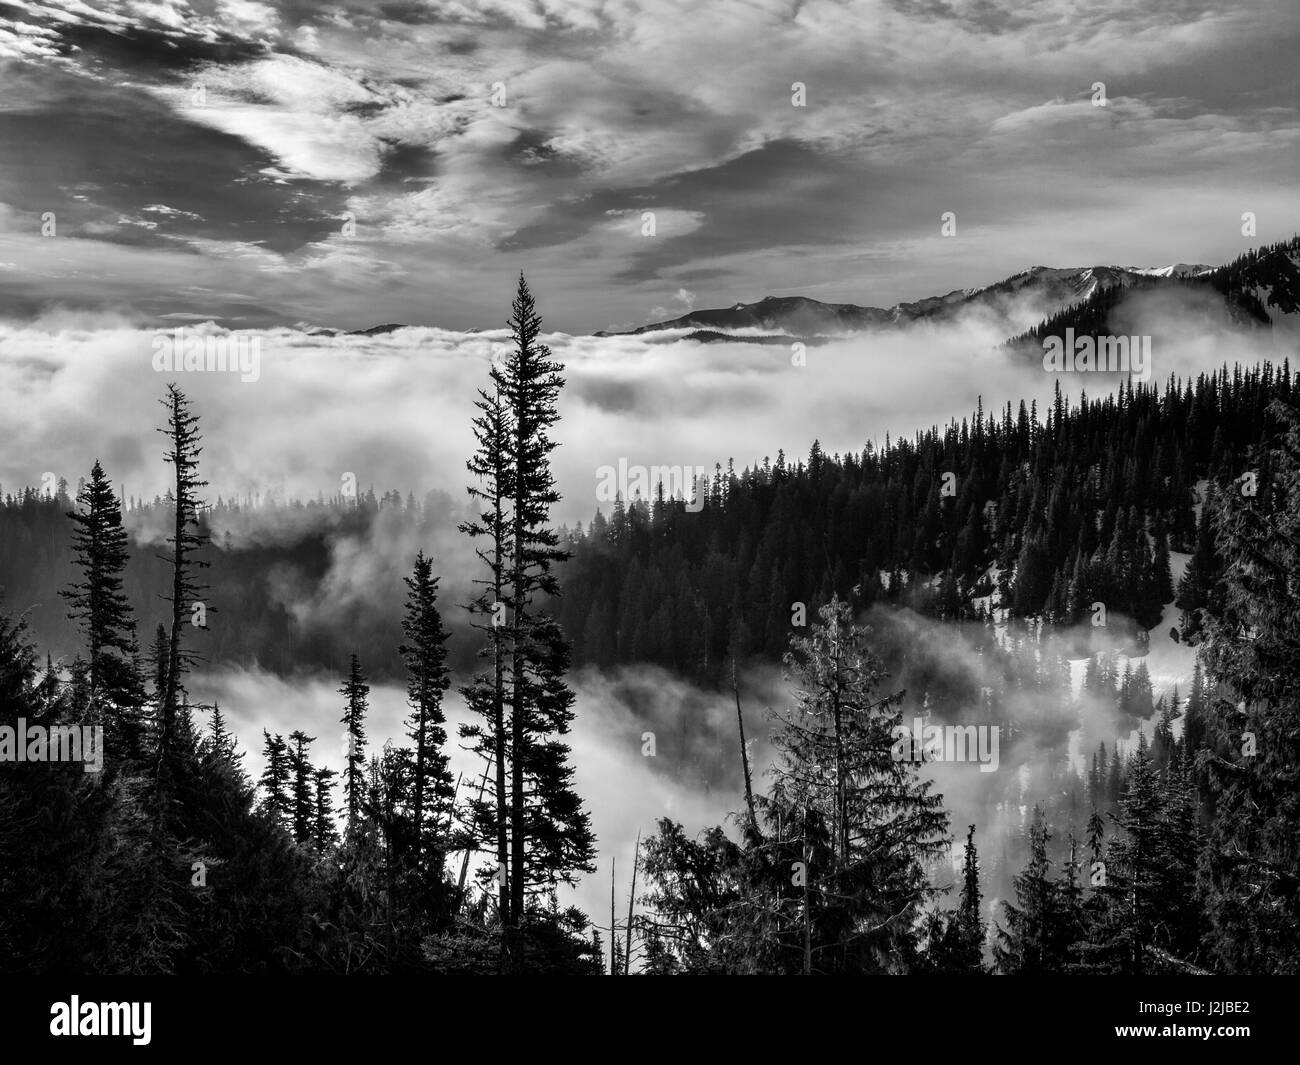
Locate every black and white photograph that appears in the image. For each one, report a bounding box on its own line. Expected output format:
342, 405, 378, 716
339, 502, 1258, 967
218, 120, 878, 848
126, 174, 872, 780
0, 0, 1297, 1041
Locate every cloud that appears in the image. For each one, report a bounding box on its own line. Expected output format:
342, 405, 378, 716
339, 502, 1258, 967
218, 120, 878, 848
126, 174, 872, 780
0, 0, 1297, 329
0, 290, 1288, 537
190, 663, 742, 928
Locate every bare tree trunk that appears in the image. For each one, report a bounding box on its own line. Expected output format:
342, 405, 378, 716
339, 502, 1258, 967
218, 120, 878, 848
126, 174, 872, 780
457, 760, 491, 902
609, 856, 617, 975
732, 658, 758, 836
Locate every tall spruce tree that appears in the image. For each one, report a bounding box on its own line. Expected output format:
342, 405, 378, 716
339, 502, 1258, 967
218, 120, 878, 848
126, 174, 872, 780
766, 596, 949, 972
459, 378, 513, 930
287, 730, 316, 845
339, 655, 370, 832
496, 275, 596, 964
954, 824, 986, 971
259, 731, 291, 831
995, 807, 1072, 973
313, 766, 339, 849
62, 460, 145, 755
155, 385, 211, 774
399, 552, 454, 867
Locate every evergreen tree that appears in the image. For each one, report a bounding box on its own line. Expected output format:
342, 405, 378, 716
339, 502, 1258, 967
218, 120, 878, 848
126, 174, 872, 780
287, 730, 316, 845
338, 655, 370, 832
258, 731, 291, 831
1198, 398, 1300, 973
399, 553, 453, 861
313, 766, 339, 849
994, 807, 1072, 973
155, 385, 211, 774
497, 274, 596, 963
459, 376, 513, 932
765, 597, 949, 972
61, 460, 145, 752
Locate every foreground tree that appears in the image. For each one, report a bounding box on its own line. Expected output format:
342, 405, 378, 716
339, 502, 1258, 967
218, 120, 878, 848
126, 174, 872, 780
458, 275, 596, 969
399, 552, 454, 867
995, 807, 1074, 974
155, 384, 211, 775
1198, 398, 1300, 973
766, 596, 949, 972
641, 599, 948, 973
339, 655, 370, 833
459, 380, 513, 928
62, 460, 145, 754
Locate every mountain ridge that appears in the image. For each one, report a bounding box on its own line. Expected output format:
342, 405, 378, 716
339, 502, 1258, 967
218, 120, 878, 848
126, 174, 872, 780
302, 238, 1299, 345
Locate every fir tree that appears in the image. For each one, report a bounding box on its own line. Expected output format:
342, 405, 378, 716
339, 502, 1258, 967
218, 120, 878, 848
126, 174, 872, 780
258, 731, 291, 831
155, 385, 211, 774
497, 274, 596, 963
398, 552, 454, 872
313, 766, 339, 849
765, 597, 949, 972
459, 376, 514, 931
995, 808, 1072, 973
287, 730, 316, 845
61, 460, 145, 751
338, 655, 370, 832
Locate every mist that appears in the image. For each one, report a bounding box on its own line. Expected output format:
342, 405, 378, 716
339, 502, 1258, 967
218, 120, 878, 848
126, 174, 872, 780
1, 288, 1288, 534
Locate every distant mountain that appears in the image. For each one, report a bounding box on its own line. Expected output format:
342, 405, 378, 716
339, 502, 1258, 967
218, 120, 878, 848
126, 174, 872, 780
595, 263, 1219, 341
314, 240, 1299, 346
299, 323, 412, 338
1006, 236, 1300, 349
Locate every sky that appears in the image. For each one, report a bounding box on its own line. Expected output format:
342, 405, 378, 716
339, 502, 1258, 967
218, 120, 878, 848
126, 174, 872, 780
1, 0, 1299, 334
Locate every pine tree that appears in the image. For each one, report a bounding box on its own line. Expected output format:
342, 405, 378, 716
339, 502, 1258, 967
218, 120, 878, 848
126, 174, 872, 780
1176, 498, 1219, 641
61, 460, 144, 752
994, 807, 1072, 973
287, 730, 316, 845
338, 655, 369, 832
398, 551, 454, 868
1103, 734, 1164, 974
313, 766, 339, 849
155, 385, 211, 773
459, 376, 513, 931
206, 703, 235, 762
932, 823, 988, 973
1152, 528, 1175, 606
766, 596, 949, 972
497, 274, 596, 962
258, 731, 291, 831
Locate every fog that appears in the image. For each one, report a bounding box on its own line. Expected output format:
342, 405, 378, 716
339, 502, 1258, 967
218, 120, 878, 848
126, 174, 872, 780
189, 589, 1197, 932
1, 288, 1289, 534
190, 664, 754, 930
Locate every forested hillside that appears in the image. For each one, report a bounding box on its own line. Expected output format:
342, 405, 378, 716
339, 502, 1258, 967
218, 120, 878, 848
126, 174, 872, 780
556, 362, 1290, 680
3, 362, 1291, 683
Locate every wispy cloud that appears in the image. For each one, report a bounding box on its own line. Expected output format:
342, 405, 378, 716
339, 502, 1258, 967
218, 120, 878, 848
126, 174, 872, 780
0, 0, 1297, 329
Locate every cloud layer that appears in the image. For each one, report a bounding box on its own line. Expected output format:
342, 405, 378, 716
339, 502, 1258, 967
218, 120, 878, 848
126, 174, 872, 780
1, 1, 1298, 331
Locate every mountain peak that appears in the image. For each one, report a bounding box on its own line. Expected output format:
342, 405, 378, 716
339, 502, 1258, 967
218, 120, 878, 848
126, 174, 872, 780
611, 238, 1300, 344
